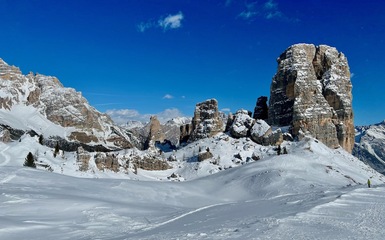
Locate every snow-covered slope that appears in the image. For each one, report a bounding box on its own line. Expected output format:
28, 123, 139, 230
353, 120, 385, 174
1, 134, 384, 239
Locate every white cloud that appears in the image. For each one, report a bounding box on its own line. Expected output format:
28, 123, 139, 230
158, 12, 184, 30
137, 11, 184, 32
221, 108, 231, 112
163, 94, 174, 99
156, 108, 186, 123
106, 108, 187, 125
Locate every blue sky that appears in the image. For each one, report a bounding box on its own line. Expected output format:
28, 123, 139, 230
0, 0, 384, 125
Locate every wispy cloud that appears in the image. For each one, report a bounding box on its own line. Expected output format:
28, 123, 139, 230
137, 11, 184, 32
238, 1, 259, 20
264, 0, 277, 10
137, 21, 154, 33
106, 108, 187, 125
163, 94, 174, 99
221, 108, 231, 112
237, 0, 295, 21
158, 12, 184, 31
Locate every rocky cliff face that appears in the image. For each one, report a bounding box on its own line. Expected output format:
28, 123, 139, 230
190, 99, 224, 141
253, 96, 268, 120
353, 121, 385, 174
0, 58, 132, 149
268, 44, 354, 153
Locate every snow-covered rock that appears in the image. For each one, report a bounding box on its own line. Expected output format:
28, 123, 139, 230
229, 109, 255, 138
0, 58, 133, 149
268, 44, 354, 153
353, 120, 385, 174
250, 119, 272, 143
190, 99, 224, 141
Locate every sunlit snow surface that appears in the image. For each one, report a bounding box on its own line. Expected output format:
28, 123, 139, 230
1, 136, 385, 239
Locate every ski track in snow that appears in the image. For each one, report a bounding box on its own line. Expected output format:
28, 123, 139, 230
0, 146, 10, 167
141, 202, 235, 231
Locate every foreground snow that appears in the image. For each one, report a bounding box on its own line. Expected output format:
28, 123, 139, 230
1, 137, 385, 239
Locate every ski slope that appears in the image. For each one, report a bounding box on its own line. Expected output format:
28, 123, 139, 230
1, 135, 385, 239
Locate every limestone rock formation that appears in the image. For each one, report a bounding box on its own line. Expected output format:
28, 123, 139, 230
77, 146, 91, 171
230, 110, 255, 138
0, 58, 133, 149
95, 153, 120, 172
268, 44, 354, 152
253, 96, 268, 120
144, 116, 166, 149
190, 99, 224, 141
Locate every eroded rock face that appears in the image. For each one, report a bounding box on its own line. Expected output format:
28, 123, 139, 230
77, 146, 91, 171
268, 44, 354, 152
144, 116, 166, 149
190, 99, 224, 141
253, 96, 268, 120
0, 58, 132, 149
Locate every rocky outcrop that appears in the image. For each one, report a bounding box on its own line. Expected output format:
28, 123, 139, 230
1, 129, 11, 142
0, 58, 133, 149
229, 110, 255, 138
95, 152, 120, 172
144, 116, 165, 149
353, 121, 385, 174
180, 123, 192, 143
198, 149, 214, 162
190, 99, 224, 141
77, 146, 91, 171
253, 96, 268, 120
268, 44, 354, 152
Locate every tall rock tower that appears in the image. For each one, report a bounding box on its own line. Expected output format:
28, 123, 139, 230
268, 44, 354, 152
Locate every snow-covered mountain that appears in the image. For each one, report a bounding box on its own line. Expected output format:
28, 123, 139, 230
353, 120, 385, 174
0, 58, 133, 150
1, 49, 385, 239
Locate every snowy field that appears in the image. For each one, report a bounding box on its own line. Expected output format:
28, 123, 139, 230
1, 136, 385, 239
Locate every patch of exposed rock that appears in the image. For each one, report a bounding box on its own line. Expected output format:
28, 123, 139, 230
190, 99, 224, 141
198, 148, 214, 162
77, 146, 91, 171
268, 44, 354, 152
94, 152, 120, 172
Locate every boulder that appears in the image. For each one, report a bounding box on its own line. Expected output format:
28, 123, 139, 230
229, 109, 255, 138
250, 119, 272, 144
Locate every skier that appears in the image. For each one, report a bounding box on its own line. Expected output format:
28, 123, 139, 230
367, 179, 371, 188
